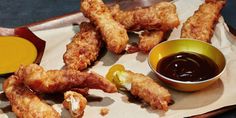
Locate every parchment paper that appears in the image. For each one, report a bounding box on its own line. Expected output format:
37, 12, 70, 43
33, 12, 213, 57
1, 0, 236, 117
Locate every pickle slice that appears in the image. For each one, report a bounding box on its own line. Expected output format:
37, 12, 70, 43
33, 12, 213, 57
106, 64, 125, 88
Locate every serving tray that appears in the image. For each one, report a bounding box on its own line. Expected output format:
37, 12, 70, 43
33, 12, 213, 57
1, 0, 236, 117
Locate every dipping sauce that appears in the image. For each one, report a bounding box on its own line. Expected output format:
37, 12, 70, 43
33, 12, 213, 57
0, 36, 37, 74
156, 52, 219, 82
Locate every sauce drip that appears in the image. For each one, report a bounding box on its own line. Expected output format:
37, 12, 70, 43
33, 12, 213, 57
0, 36, 37, 74
156, 52, 219, 82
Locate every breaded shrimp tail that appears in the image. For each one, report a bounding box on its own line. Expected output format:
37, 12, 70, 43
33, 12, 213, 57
63, 22, 102, 71
3, 75, 60, 118
110, 2, 180, 31
80, 0, 129, 54
181, 0, 226, 42
63, 91, 87, 118
16, 64, 117, 93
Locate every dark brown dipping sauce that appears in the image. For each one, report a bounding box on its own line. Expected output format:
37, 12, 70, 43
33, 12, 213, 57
156, 52, 219, 82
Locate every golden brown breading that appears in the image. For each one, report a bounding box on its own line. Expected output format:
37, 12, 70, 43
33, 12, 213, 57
16, 64, 117, 93
138, 30, 164, 52
112, 68, 171, 111
100, 108, 109, 116
63, 91, 87, 118
126, 71, 171, 111
125, 43, 140, 53
70, 87, 89, 96
181, 0, 226, 42
110, 2, 180, 31
63, 22, 102, 71
129, 71, 171, 111
3, 75, 60, 118
80, 0, 129, 54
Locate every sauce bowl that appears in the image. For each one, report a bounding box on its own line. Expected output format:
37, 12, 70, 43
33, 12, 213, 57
148, 39, 226, 92
0, 27, 45, 77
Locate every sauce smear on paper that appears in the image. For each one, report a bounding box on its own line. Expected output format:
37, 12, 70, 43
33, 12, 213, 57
0, 36, 37, 74
156, 52, 218, 82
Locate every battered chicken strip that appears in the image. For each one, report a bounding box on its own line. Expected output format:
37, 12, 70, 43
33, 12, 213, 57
181, 0, 226, 42
106, 65, 171, 111
3, 75, 60, 118
16, 64, 117, 93
63, 91, 87, 118
138, 30, 164, 52
81, 0, 129, 54
63, 22, 102, 71
110, 2, 180, 31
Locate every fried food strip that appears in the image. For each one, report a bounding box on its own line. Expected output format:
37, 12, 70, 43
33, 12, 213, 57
110, 2, 180, 31
63, 91, 87, 118
3, 75, 60, 118
63, 22, 102, 71
181, 0, 226, 42
16, 64, 117, 93
107, 65, 171, 111
128, 71, 171, 111
138, 30, 164, 52
81, 0, 129, 54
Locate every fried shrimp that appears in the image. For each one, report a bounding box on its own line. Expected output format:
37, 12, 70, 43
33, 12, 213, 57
110, 2, 180, 31
138, 30, 164, 52
63, 91, 87, 118
106, 65, 172, 111
63, 22, 102, 71
181, 0, 226, 42
16, 64, 117, 93
81, 0, 129, 54
3, 75, 60, 118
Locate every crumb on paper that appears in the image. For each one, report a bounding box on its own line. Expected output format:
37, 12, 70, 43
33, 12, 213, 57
100, 108, 109, 116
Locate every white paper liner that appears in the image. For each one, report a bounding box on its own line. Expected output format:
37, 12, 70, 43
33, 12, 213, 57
1, 0, 236, 117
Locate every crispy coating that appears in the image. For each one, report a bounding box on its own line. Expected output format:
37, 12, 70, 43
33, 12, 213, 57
63, 91, 87, 118
3, 75, 60, 118
81, 0, 129, 54
100, 108, 109, 116
138, 30, 164, 52
63, 22, 102, 71
110, 2, 180, 31
181, 0, 226, 42
70, 87, 89, 96
126, 71, 171, 111
15, 64, 117, 93
125, 43, 140, 53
